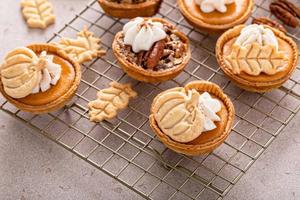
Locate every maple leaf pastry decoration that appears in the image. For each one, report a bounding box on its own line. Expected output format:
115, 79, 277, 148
55, 27, 106, 64
88, 82, 137, 122
21, 0, 55, 29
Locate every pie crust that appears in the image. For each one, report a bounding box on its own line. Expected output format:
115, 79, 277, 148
98, 0, 161, 18
0, 44, 81, 113
177, 0, 253, 33
150, 81, 235, 155
112, 18, 191, 83
216, 25, 299, 92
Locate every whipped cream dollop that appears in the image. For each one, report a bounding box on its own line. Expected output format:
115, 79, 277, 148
235, 24, 278, 50
123, 17, 167, 53
31, 51, 61, 93
198, 92, 221, 131
195, 0, 235, 13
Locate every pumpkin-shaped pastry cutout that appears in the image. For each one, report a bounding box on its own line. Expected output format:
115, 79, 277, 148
153, 88, 204, 143
0, 47, 42, 98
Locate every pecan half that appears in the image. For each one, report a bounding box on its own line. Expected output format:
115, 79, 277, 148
252, 17, 287, 33
278, 0, 300, 18
270, 3, 298, 27
146, 40, 166, 70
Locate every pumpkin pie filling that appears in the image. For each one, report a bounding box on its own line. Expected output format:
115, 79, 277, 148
178, 0, 253, 31
18, 55, 75, 106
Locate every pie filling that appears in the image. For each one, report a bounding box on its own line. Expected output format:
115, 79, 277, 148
116, 23, 187, 71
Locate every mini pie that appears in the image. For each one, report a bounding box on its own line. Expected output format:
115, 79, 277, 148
150, 81, 235, 155
0, 44, 81, 113
216, 24, 299, 92
112, 17, 191, 83
177, 0, 254, 32
98, 0, 161, 19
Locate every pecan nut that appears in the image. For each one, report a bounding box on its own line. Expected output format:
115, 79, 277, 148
252, 17, 287, 33
146, 40, 166, 70
270, 3, 298, 27
278, 0, 300, 18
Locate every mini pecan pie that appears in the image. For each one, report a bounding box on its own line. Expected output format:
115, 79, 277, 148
112, 17, 190, 83
0, 44, 81, 113
98, 0, 161, 19
216, 24, 298, 92
177, 0, 253, 32
150, 81, 235, 155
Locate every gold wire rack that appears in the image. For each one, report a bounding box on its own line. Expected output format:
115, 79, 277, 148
1, 0, 300, 199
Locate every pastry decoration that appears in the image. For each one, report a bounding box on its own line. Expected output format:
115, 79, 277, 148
0, 47, 62, 99
226, 25, 288, 76
56, 27, 106, 64
153, 87, 222, 143
123, 17, 167, 53
21, 0, 55, 29
195, 0, 235, 13
270, 0, 300, 28
153, 89, 204, 143
252, 17, 287, 33
88, 82, 137, 122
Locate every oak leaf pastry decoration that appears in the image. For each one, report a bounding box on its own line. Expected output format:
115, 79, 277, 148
226, 43, 288, 75
88, 82, 137, 122
153, 89, 205, 143
21, 0, 55, 29
56, 27, 106, 64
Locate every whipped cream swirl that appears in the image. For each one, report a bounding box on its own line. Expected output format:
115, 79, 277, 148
198, 92, 221, 131
235, 24, 278, 50
195, 0, 235, 13
32, 51, 61, 93
123, 17, 167, 53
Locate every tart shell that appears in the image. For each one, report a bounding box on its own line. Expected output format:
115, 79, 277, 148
112, 18, 191, 83
98, 0, 161, 19
0, 44, 81, 114
216, 25, 299, 92
177, 0, 253, 33
149, 81, 235, 156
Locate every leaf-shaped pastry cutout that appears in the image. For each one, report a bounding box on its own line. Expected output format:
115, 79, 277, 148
88, 82, 137, 122
21, 0, 55, 29
225, 43, 288, 76
55, 27, 106, 64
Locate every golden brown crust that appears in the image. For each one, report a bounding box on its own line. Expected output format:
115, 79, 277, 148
149, 81, 235, 156
98, 0, 161, 18
216, 25, 299, 92
0, 44, 81, 113
112, 18, 191, 83
177, 0, 253, 33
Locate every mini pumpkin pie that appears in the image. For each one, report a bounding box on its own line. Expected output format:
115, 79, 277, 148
0, 44, 81, 113
216, 24, 298, 92
177, 0, 253, 32
112, 17, 191, 83
98, 0, 161, 19
149, 81, 235, 155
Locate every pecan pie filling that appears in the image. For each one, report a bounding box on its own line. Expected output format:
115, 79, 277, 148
107, 0, 146, 3
116, 24, 187, 71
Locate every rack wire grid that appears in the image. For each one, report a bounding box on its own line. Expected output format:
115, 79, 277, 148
1, 0, 300, 199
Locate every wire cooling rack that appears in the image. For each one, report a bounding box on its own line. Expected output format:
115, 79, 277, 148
1, 0, 300, 199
